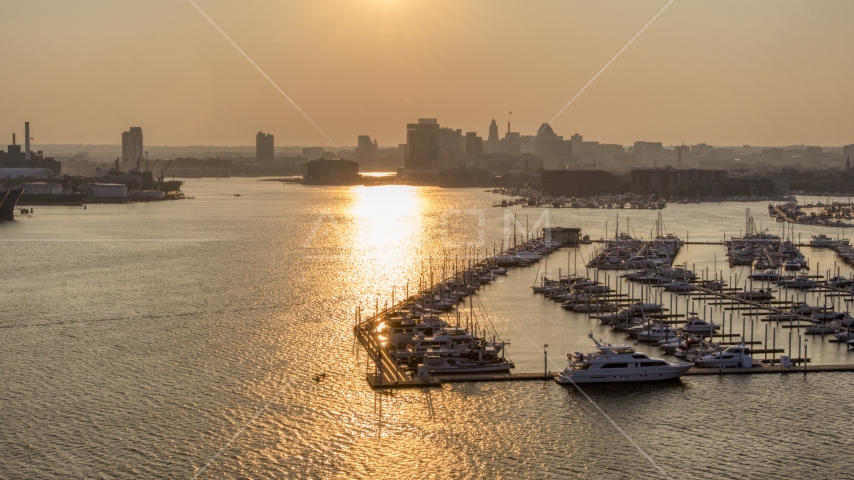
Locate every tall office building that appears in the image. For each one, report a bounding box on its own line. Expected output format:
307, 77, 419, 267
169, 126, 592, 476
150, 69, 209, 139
485, 119, 500, 153
122, 127, 143, 163
256, 131, 274, 162
356, 135, 378, 159
405, 119, 440, 170
465, 132, 483, 157
439, 128, 463, 153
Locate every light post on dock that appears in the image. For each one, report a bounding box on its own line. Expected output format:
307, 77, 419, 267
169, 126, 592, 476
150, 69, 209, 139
544, 344, 548, 377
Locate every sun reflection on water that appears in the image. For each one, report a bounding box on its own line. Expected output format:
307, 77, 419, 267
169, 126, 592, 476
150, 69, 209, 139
348, 185, 425, 301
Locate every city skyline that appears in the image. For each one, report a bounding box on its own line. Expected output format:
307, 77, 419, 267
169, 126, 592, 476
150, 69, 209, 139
2, 1, 854, 147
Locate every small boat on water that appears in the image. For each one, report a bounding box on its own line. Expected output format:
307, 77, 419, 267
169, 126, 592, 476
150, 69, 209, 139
554, 334, 692, 384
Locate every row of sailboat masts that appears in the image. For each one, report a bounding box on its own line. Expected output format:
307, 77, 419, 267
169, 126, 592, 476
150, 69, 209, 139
511, 211, 555, 247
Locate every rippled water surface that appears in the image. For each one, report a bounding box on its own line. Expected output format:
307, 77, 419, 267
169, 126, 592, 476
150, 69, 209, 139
2, 178, 854, 479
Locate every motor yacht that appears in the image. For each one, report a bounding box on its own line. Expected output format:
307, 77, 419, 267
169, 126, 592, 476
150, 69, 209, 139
681, 314, 721, 333
554, 334, 692, 384
635, 324, 681, 342
783, 259, 804, 271
695, 344, 753, 368
596, 309, 635, 325
424, 355, 514, 374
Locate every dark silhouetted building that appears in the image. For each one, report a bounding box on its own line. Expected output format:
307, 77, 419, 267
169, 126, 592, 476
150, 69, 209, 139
631, 167, 773, 197
122, 127, 143, 163
356, 135, 378, 159
485, 119, 500, 153
256, 131, 274, 163
465, 132, 483, 157
541, 170, 624, 196
439, 127, 463, 154
533, 123, 572, 165
302, 159, 359, 185
405, 119, 440, 170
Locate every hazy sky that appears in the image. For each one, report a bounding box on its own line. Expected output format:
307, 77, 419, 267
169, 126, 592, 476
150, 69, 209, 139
2, 0, 853, 148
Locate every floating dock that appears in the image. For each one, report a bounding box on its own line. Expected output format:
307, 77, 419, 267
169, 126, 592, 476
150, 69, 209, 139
366, 364, 854, 389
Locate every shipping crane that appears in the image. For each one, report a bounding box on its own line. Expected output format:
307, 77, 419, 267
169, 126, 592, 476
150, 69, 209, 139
159, 159, 174, 188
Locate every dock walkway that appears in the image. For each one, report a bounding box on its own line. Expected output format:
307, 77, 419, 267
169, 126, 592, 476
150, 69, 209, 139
370, 364, 854, 389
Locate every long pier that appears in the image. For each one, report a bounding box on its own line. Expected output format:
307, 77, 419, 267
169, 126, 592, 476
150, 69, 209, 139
381, 364, 854, 389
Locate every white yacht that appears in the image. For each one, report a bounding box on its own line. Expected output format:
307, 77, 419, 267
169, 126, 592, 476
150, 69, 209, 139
635, 324, 681, 342
695, 344, 753, 368
554, 334, 692, 384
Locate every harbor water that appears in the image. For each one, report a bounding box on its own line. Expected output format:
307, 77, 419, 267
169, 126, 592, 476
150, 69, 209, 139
3, 177, 854, 478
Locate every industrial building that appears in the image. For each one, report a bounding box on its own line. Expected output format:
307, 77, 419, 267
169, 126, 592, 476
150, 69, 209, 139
20, 183, 62, 195
87, 183, 128, 198
630, 167, 775, 197
541, 170, 626, 197
301, 159, 359, 185
0, 123, 62, 175
542, 227, 582, 246
0, 168, 53, 179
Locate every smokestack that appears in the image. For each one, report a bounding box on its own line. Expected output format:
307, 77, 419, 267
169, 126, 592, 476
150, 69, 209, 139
12, 133, 15, 145
25, 122, 31, 160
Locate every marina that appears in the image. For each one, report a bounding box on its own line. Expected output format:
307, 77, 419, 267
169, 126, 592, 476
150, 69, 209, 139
352, 206, 854, 389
